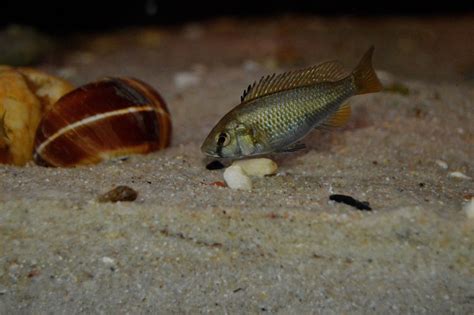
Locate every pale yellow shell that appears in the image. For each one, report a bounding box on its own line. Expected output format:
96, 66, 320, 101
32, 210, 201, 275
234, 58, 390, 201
0, 66, 73, 165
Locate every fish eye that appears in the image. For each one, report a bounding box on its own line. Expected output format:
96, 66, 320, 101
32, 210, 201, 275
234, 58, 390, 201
216, 132, 230, 146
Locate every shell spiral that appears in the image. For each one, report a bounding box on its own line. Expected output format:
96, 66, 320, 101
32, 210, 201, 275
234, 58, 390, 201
33, 77, 172, 167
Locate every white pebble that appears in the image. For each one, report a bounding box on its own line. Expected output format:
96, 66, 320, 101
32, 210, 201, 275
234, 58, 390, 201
101, 257, 115, 265
223, 165, 252, 190
464, 198, 474, 219
448, 171, 472, 180
435, 160, 448, 170
232, 158, 278, 177
174, 71, 200, 90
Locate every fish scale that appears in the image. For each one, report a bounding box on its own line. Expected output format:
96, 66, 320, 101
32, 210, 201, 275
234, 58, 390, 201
240, 81, 354, 149
201, 46, 383, 158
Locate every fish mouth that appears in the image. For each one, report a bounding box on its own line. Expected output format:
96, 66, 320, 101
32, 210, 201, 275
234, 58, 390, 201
200, 145, 221, 158
204, 151, 221, 158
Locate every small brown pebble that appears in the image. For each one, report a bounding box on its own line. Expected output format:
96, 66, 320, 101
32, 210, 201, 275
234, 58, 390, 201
98, 185, 138, 203
463, 193, 474, 201
27, 269, 40, 278
209, 181, 226, 187
414, 108, 425, 119
268, 213, 279, 219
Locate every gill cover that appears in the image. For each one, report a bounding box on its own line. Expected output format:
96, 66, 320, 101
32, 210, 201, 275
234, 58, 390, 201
235, 123, 256, 156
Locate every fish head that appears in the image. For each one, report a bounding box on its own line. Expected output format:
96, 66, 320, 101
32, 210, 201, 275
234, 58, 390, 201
201, 120, 257, 158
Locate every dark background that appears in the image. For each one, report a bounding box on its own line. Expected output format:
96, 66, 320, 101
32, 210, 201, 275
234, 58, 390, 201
1, 1, 473, 33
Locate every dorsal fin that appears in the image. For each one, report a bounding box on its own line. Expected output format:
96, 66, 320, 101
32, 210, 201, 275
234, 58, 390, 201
241, 60, 347, 102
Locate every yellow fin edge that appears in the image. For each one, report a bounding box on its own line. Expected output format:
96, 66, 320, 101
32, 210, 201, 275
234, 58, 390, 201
323, 103, 351, 128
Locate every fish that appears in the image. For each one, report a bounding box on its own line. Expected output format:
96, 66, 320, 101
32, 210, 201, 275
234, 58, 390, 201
201, 46, 383, 158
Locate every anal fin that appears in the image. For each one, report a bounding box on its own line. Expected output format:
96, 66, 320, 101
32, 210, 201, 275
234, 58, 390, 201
321, 103, 351, 129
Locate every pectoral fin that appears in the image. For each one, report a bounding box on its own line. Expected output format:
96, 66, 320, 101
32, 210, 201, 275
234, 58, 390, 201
235, 123, 256, 156
278, 142, 307, 153
239, 140, 255, 156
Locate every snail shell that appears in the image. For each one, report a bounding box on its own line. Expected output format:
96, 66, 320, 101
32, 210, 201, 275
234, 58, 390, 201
33, 77, 171, 167
0, 66, 73, 165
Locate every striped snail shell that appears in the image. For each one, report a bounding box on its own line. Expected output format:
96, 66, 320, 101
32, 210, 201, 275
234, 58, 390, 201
33, 77, 171, 167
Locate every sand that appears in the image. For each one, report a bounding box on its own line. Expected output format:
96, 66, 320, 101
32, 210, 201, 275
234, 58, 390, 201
0, 16, 473, 313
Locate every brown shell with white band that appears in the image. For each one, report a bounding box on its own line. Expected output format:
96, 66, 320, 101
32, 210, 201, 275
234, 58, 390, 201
33, 77, 172, 167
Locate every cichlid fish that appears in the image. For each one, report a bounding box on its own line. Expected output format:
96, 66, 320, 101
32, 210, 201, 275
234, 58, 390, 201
201, 46, 383, 158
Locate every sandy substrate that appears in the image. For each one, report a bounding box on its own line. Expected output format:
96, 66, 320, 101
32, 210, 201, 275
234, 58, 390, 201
0, 16, 473, 313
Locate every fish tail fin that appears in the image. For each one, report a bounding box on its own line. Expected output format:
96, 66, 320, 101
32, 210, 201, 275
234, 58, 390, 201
352, 46, 383, 95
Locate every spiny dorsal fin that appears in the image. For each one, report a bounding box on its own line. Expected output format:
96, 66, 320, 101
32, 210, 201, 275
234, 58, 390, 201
241, 60, 347, 103
321, 103, 351, 129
